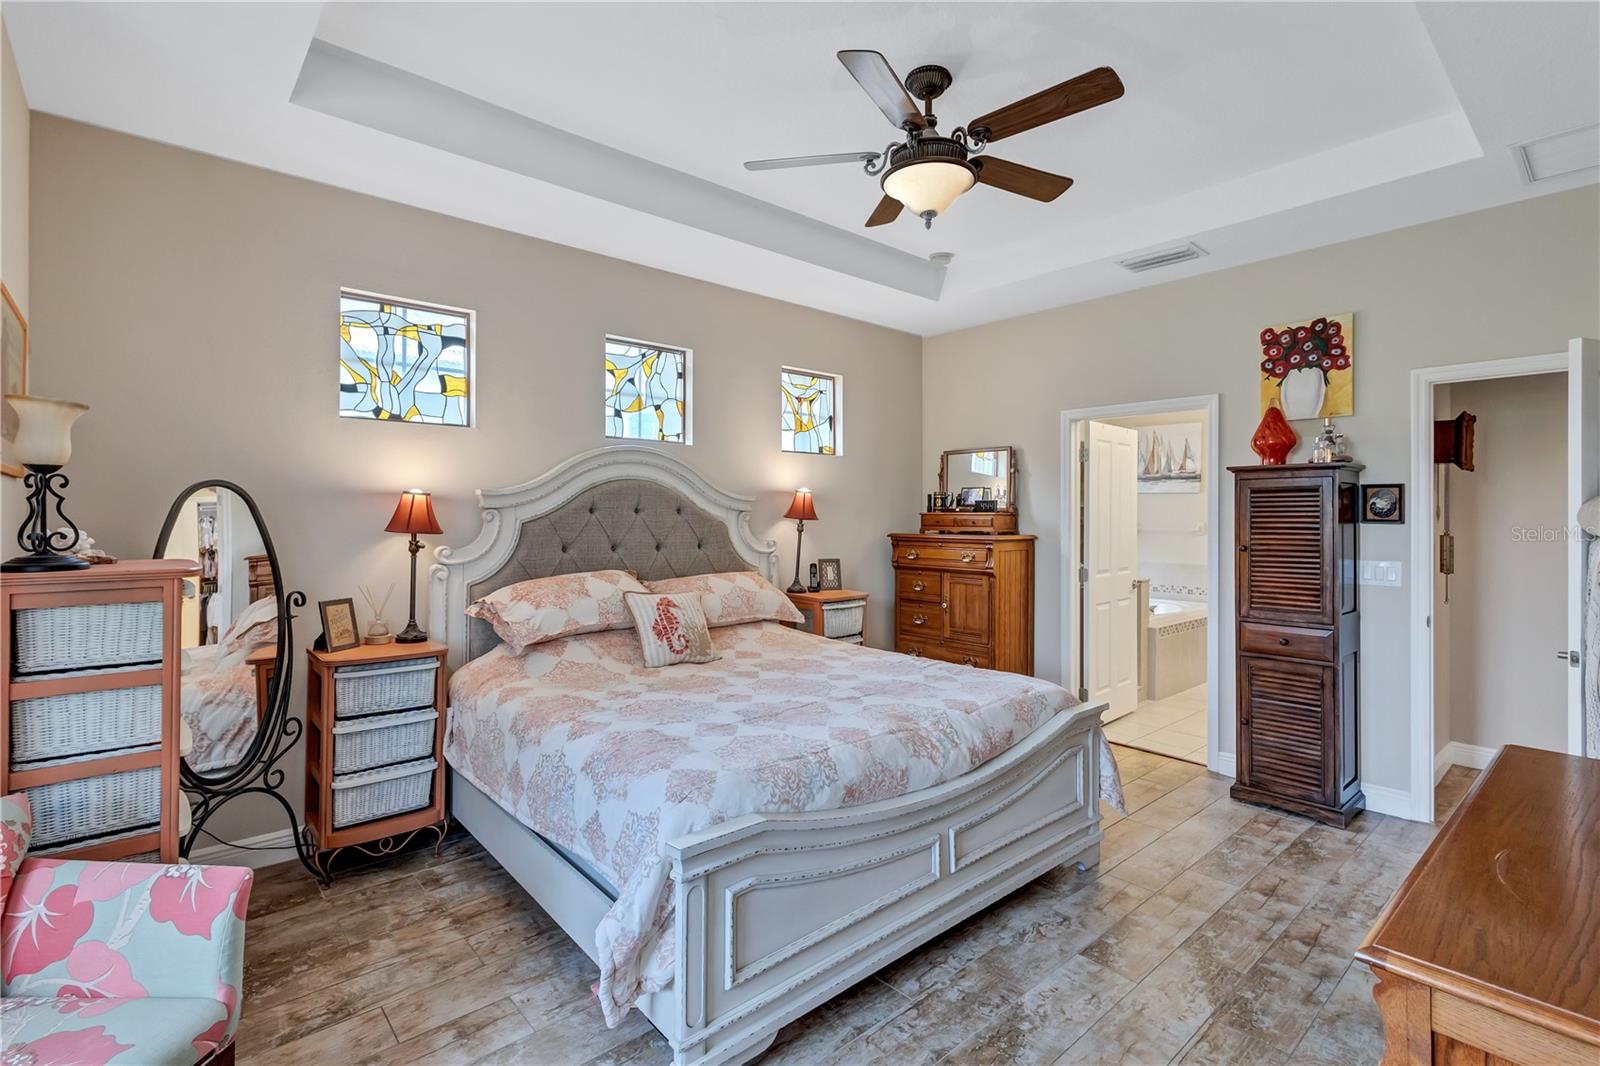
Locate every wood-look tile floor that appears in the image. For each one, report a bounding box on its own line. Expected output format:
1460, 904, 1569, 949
235, 748, 1454, 1065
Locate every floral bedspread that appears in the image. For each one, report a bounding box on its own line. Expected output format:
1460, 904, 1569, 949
444, 621, 1123, 1026
179, 645, 260, 772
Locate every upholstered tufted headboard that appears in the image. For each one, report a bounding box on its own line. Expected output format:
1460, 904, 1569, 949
429, 447, 779, 666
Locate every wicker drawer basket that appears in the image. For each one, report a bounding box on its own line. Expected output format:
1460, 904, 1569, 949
13, 601, 164, 674
332, 758, 436, 827
9, 682, 164, 767
332, 708, 438, 774
27, 764, 163, 847
333, 659, 438, 718
820, 599, 866, 639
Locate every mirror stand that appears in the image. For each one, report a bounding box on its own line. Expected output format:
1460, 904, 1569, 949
155, 480, 327, 884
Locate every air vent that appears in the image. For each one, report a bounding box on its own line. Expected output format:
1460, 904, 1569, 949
1117, 242, 1207, 273
1511, 124, 1600, 184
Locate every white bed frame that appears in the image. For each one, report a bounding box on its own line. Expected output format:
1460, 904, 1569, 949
430, 446, 1107, 1065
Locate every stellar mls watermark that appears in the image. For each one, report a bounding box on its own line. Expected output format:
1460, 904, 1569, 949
1508, 523, 1583, 542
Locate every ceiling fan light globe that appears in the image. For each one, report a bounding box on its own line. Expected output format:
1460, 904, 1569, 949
881, 159, 976, 221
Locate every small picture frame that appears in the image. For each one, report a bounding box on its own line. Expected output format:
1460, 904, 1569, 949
957, 487, 984, 508
816, 558, 842, 591
1360, 484, 1404, 524
318, 597, 361, 652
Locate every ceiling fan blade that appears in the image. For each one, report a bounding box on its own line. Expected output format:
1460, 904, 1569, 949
973, 157, 1074, 202
744, 151, 880, 172
969, 66, 1124, 143
838, 50, 927, 131
865, 195, 903, 227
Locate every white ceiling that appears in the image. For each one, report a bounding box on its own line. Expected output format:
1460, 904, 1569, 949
7, 2, 1598, 335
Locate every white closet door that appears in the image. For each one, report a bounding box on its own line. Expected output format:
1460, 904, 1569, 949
1567, 338, 1598, 755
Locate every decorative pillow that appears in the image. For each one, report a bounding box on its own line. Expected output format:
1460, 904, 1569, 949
220, 594, 278, 655
467, 570, 649, 651
644, 571, 805, 628
623, 593, 722, 668
1, 791, 32, 915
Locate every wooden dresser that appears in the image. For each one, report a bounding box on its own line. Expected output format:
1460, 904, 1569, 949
1357, 746, 1599, 1065
888, 532, 1035, 674
0, 560, 195, 861
1229, 462, 1363, 826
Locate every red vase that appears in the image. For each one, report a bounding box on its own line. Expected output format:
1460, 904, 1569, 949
1251, 402, 1297, 465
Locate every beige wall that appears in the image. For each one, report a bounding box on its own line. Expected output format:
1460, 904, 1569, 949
30, 116, 923, 842
1, 19, 27, 522
1441, 373, 1569, 754
923, 187, 1600, 795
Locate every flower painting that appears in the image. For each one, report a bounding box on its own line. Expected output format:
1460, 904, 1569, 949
1259, 312, 1352, 420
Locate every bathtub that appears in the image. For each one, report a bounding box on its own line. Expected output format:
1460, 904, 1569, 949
1145, 597, 1207, 700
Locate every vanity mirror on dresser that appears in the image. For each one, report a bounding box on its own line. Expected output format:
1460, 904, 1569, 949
891, 445, 1035, 675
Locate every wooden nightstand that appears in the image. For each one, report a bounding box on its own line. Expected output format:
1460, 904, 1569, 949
303, 641, 448, 880
785, 589, 869, 645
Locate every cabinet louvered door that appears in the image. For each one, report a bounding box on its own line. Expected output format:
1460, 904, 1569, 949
1238, 476, 1334, 627
1239, 656, 1331, 804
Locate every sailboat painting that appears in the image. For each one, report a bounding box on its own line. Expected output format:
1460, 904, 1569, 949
1137, 422, 1203, 494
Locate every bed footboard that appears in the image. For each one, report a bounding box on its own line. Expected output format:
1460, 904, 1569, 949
661, 702, 1106, 1065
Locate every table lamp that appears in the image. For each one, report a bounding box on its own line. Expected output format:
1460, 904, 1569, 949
783, 488, 817, 593
385, 488, 443, 643
3, 396, 91, 572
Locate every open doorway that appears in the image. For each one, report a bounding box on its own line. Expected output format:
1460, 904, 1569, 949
1409, 340, 1599, 821
1063, 396, 1221, 771
1431, 372, 1569, 805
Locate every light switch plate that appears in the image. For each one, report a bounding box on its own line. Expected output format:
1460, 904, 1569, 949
1358, 560, 1402, 587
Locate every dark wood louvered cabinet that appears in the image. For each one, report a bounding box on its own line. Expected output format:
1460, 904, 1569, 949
1229, 462, 1364, 827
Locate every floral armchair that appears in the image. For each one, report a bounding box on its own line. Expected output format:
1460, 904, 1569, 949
1, 795, 252, 1066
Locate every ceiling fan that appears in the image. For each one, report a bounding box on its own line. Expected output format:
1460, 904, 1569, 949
746, 51, 1124, 229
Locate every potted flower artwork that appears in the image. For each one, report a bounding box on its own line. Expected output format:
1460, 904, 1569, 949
1259, 313, 1353, 422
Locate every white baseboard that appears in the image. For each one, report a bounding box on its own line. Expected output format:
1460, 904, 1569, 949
188, 827, 303, 870
1212, 752, 1235, 778
1433, 741, 1497, 783
1361, 783, 1415, 820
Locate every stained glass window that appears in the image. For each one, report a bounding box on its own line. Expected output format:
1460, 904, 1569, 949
781, 368, 840, 455
970, 451, 997, 476
339, 292, 471, 425
605, 338, 689, 443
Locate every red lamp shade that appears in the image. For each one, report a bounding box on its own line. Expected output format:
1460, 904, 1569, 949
783, 488, 818, 522
385, 489, 443, 536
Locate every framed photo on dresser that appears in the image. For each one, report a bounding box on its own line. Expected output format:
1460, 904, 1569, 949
318, 597, 361, 652
816, 558, 842, 590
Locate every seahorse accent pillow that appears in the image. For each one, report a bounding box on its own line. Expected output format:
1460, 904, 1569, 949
466, 570, 649, 651
623, 593, 722, 668
643, 571, 805, 628
1, 791, 32, 912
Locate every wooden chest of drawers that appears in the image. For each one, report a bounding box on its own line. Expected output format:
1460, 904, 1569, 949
888, 532, 1035, 675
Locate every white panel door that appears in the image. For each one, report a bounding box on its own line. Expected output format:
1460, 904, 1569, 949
1085, 421, 1140, 718
1567, 338, 1598, 755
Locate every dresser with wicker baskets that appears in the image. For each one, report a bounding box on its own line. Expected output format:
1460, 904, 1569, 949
0, 560, 196, 862
303, 641, 448, 877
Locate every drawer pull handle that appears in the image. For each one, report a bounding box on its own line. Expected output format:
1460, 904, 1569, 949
905, 549, 920, 560
912, 614, 927, 626
1278, 637, 1290, 646
960, 551, 977, 563
911, 580, 926, 592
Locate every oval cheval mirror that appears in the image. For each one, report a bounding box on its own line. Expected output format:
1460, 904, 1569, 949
154, 481, 323, 880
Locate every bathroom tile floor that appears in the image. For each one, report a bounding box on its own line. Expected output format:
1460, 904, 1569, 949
1104, 683, 1208, 765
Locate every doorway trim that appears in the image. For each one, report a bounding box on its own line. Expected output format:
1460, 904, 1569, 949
1408, 348, 1580, 823
1060, 393, 1223, 774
